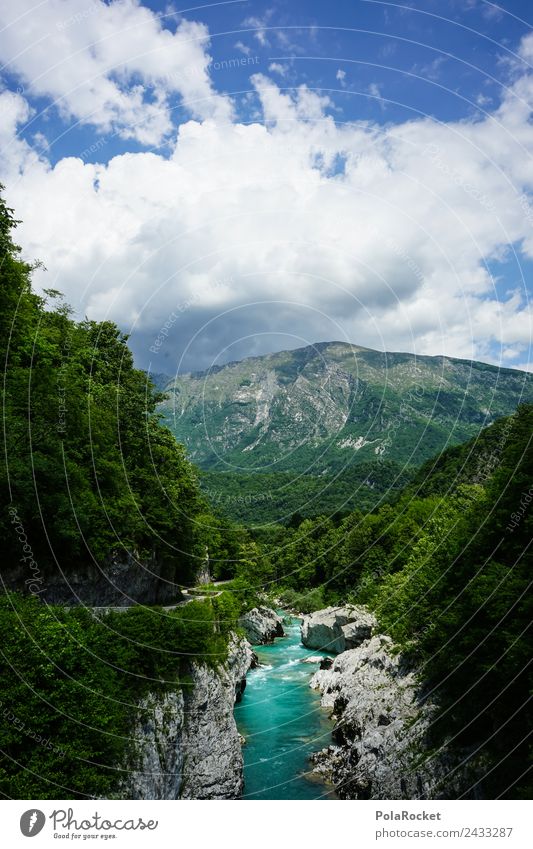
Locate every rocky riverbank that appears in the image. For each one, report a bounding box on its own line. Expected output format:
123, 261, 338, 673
120, 605, 285, 800
305, 607, 470, 799
301, 605, 376, 653
121, 634, 255, 799
239, 606, 285, 644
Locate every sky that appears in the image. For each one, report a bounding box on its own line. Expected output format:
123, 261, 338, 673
1, 0, 532, 375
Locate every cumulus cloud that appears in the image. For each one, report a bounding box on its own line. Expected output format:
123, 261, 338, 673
368, 82, 385, 110
0, 19, 532, 373
269, 62, 289, 77
243, 10, 275, 48
235, 41, 252, 57
0, 0, 231, 146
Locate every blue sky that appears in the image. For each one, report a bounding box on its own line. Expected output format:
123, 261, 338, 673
11, 0, 533, 163
0, 0, 532, 373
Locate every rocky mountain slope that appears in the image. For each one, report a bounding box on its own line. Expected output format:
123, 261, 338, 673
159, 342, 532, 474
239, 606, 284, 644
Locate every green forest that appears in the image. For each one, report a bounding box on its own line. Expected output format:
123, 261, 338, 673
0, 186, 531, 800
0, 186, 251, 797
254, 404, 532, 799
200, 459, 413, 524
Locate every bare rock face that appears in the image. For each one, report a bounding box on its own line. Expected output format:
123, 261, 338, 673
121, 634, 253, 799
121, 689, 186, 799
178, 638, 250, 800
309, 634, 468, 800
1, 549, 185, 606
238, 606, 284, 645
301, 605, 376, 653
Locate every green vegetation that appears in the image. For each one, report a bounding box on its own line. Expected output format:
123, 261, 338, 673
159, 337, 532, 526
0, 185, 249, 589
200, 460, 413, 524
0, 592, 240, 799
252, 404, 533, 799
1, 186, 530, 801
278, 585, 327, 614
0, 187, 249, 798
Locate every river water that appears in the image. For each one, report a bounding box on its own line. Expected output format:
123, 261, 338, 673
235, 615, 336, 800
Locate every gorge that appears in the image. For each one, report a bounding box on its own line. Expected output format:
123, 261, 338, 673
1, 188, 530, 801
236, 614, 335, 800
116, 603, 455, 801
234, 605, 469, 801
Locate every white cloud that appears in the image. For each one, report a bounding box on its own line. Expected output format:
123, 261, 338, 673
269, 62, 288, 77
0, 0, 232, 146
243, 11, 274, 48
476, 93, 492, 108
251, 74, 333, 124
518, 33, 533, 61
0, 90, 41, 176
336, 69, 346, 87
235, 41, 252, 57
0, 28, 532, 371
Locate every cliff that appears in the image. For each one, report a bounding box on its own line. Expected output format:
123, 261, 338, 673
121, 634, 255, 799
308, 612, 473, 799
0, 548, 186, 607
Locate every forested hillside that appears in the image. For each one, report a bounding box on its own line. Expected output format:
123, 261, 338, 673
0, 187, 249, 798
1, 185, 530, 800
256, 404, 532, 798
200, 460, 413, 524
159, 338, 532, 523
0, 187, 234, 597
0, 593, 241, 798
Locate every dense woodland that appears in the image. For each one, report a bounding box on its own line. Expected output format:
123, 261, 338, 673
0, 187, 531, 800
0, 186, 246, 797
200, 459, 412, 524
254, 405, 533, 799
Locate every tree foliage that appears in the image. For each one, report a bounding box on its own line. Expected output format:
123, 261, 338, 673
0, 184, 216, 585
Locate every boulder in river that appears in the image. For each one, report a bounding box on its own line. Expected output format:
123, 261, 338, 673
239, 606, 284, 645
301, 605, 376, 653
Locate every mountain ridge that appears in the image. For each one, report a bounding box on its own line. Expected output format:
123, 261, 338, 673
165, 340, 529, 381
159, 340, 532, 486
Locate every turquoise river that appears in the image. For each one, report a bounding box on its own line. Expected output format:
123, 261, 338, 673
235, 615, 336, 800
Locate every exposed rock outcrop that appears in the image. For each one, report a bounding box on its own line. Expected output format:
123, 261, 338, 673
301, 605, 376, 653
1, 548, 185, 606
121, 634, 253, 799
309, 633, 469, 799
178, 635, 252, 799
239, 606, 284, 645
120, 689, 185, 799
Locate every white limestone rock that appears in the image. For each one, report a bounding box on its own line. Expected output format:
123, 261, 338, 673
239, 606, 285, 645
301, 605, 376, 653
309, 634, 469, 799
120, 634, 253, 799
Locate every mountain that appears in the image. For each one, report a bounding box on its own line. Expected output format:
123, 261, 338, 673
147, 370, 172, 390
159, 341, 533, 521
